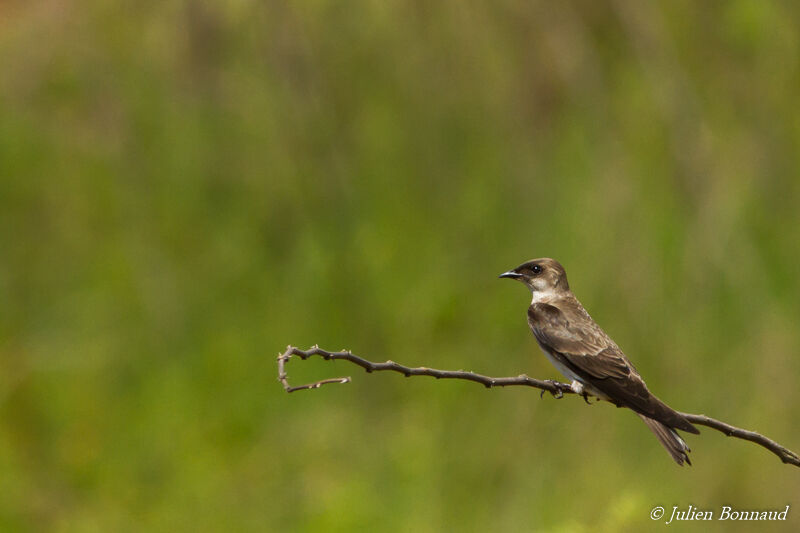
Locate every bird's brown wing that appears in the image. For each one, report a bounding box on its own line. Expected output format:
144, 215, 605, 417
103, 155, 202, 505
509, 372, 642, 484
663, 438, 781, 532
528, 302, 699, 434
528, 302, 631, 380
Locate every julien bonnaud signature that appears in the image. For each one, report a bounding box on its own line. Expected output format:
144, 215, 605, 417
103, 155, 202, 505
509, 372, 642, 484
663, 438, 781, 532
650, 504, 789, 524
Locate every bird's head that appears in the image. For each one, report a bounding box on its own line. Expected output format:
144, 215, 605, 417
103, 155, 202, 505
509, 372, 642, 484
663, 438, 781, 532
499, 258, 570, 300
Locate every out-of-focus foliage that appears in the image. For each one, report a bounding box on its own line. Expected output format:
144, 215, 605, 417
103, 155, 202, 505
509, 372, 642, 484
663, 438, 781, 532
1, 0, 799, 531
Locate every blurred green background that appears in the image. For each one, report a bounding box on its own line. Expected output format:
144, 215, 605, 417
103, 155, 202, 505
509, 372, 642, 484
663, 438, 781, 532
2, 0, 799, 531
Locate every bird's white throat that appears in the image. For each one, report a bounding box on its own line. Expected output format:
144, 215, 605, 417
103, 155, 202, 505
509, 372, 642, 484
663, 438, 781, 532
530, 288, 558, 304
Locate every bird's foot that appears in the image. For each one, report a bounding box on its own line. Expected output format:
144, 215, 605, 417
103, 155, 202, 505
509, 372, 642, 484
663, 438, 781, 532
540, 380, 565, 399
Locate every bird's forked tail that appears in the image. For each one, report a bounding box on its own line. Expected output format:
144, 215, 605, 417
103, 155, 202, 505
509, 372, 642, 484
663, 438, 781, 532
637, 414, 693, 466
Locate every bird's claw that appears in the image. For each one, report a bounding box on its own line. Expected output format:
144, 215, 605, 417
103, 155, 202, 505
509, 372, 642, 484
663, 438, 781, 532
540, 380, 564, 399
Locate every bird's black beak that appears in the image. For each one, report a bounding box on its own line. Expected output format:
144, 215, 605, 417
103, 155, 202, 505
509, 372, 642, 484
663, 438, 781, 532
499, 270, 522, 279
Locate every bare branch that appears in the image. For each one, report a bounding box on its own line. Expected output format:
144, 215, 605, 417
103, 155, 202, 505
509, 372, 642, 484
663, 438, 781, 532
277, 345, 572, 396
679, 413, 800, 467
277, 345, 800, 468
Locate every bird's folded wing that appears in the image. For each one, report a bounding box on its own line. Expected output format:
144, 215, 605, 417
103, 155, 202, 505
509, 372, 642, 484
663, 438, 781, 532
529, 303, 632, 380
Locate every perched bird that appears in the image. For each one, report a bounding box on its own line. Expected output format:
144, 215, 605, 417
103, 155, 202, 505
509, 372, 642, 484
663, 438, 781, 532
500, 258, 699, 465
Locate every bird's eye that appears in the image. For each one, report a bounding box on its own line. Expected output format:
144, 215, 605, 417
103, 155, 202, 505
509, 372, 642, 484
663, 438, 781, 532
531, 265, 543, 274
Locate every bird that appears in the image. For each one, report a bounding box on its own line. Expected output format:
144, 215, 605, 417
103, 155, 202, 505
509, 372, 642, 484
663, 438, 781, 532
499, 257, 699, 465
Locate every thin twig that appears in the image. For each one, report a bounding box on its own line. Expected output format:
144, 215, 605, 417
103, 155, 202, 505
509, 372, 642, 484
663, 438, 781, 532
679, 413, 800, 467
277, 345, 572, 396
277, 345, 800, 468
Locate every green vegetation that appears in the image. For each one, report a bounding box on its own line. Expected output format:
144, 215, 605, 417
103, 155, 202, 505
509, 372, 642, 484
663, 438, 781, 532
1, 1, 799, 531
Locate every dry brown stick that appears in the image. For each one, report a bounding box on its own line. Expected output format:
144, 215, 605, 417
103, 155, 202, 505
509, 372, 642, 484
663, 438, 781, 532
277, 345, 573, 396
277, 345, 800, 468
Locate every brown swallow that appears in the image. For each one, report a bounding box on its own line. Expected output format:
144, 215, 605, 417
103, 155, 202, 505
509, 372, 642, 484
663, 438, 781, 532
500, 258, 699, 465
